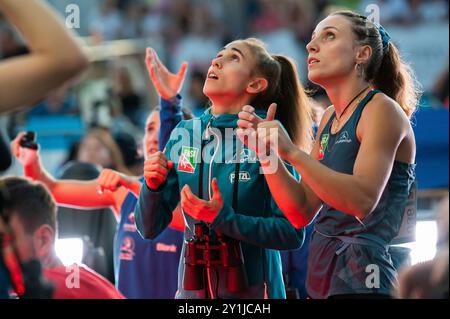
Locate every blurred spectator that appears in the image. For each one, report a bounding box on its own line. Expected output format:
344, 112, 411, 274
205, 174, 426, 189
28, 82, 79, 117
411, 0, 449, 23
141, 2, 164, 38
431, 64, 449, 108
73, 128, 131, 175
111, 64, 144, 128
186, 68, 209, 117
78, 64, 116, 129
120, 1, 145, 39
248, 0, 284, 35
247, 0, 308, 82
79, 59, 148, 137
284, 0, 318, 44
171, 3, 224, 72
113, 131, 143, 176
89, 0, 122, 42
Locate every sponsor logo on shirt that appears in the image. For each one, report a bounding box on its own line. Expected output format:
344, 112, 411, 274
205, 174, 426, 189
120, 236, 135, 261
225, 148, 258, 164
320, 133, 329, 153
335, 131, 352, 144
319, 133, 329, 160
229, 171, 251, 184
178, 146, 199, 174
124, 212, 137, 232
156, 243, 178, 253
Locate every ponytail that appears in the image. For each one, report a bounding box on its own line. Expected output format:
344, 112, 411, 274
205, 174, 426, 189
241, 38, 313, 151
373, 43, 421, 118
272, 55, 313, 151
332, 11, 422, 119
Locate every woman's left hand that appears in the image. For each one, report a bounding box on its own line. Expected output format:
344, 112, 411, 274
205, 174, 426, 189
180, 178, 223, 223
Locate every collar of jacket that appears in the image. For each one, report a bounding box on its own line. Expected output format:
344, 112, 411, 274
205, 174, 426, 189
200, 107, 268, 129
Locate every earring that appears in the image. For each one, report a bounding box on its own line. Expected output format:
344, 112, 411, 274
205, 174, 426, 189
355, 63, 364, 78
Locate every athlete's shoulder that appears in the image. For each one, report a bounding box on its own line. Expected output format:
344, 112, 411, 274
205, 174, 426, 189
364, 91, 411, 125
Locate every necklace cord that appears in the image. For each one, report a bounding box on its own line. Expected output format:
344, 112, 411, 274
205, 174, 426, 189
335, 86, 370, 122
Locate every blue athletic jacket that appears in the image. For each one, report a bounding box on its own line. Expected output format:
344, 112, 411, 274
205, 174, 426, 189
136, 108, 304, 299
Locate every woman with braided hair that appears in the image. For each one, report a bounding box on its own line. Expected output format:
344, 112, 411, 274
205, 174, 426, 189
238, 11, 420, 298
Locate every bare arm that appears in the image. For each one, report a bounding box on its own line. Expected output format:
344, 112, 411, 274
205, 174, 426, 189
258, 108, 335, 228
238, 104, 329, 228
277, 96, 410, 220
96, 168, 185, 231
11, 133, 125, 219
26, 161, 125, 219
44, 178, 126, 220
260, 157, 323, 228
0, 0, 88, 112
97, 168, 142, 198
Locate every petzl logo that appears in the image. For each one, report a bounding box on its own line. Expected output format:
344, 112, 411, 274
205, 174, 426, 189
178, 146, 199, 173
229, 171, 251, 184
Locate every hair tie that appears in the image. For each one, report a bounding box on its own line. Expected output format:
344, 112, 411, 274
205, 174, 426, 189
375, 23, 391, 52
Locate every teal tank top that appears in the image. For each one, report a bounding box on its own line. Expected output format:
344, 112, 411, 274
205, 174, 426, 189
306, 90, 416, 298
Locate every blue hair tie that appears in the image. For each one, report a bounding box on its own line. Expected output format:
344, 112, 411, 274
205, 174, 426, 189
375, 23, 391, 52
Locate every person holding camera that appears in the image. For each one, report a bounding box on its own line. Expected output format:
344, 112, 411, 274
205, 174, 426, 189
135, 38, 311, 299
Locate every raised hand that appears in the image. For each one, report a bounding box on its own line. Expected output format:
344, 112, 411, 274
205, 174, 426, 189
143, 151, 174, 191
180, 178, 223, 223
11, 132, 39, 167
236, 103, 277, 156
145, 47, 188, 100
257, 120, 295, 161
237, 103, 277, 130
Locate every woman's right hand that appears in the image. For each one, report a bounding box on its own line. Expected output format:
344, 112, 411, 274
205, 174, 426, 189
97, 168, 125, 193
237, 103, 277, 156
11, 132, 39, 167
143, 151, 174, 191
145, 47, 188, 100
